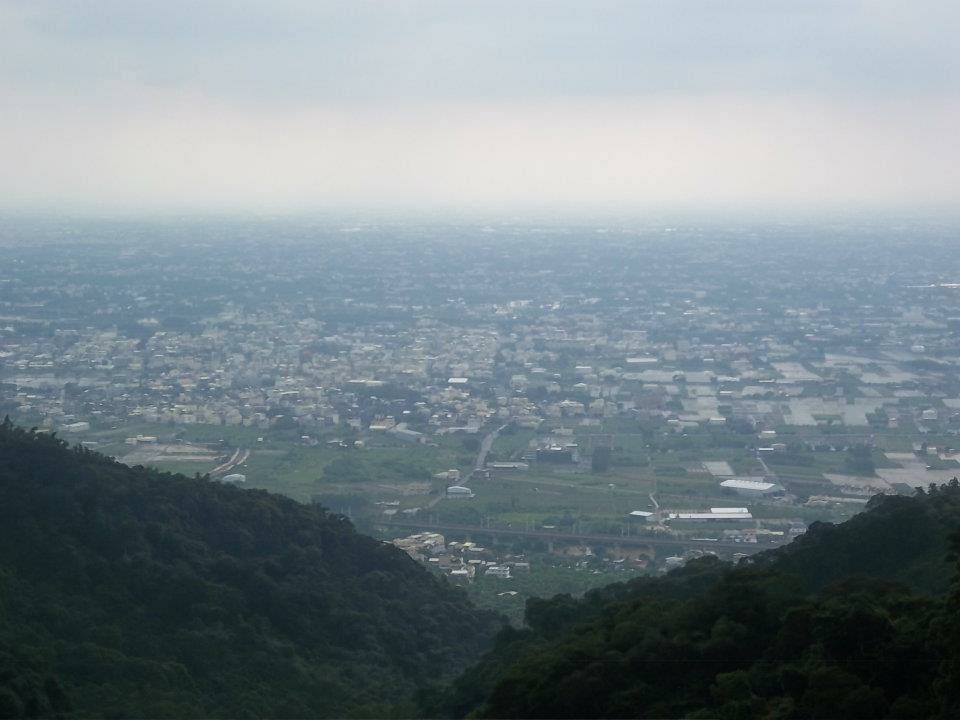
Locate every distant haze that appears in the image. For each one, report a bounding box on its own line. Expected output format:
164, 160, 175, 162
1, 1, 958, 215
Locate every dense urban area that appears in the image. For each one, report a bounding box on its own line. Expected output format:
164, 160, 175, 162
3, 216, 960, 617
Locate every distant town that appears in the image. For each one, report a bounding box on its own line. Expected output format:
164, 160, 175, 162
4, 216, 960, 601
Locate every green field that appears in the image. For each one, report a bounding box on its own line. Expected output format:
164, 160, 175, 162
461, 560, 646, 625
91, 422, 475, 503
75, 415, 882, 529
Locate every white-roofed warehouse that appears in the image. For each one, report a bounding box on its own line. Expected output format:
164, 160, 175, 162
720, 478, 778, 496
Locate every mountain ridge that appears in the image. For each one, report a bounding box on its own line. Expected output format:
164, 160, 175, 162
0, 419, 502, 718
434, 482, 960, 719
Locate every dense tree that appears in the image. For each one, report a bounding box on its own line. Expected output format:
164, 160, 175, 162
322, 455, 372, 483
0, 419, 502, 718
591, 446, 611, 473
433, 483, 960, 719
844, 444, 877, 476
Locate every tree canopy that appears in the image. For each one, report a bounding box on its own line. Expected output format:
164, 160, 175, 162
434, 482, 960, 719
0, 419, 502, 718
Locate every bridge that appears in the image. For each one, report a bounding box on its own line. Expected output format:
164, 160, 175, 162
377, 518, 782, 554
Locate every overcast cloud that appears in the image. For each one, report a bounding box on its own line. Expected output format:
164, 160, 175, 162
1, 1, 958, 215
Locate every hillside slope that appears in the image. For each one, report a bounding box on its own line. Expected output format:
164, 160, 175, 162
0, 420, 502, 718
437, 485, 960, 719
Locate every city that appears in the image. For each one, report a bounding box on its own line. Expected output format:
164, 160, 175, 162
4, 216, 960, 614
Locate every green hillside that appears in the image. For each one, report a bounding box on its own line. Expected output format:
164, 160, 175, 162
0, 420, 502, 718
6, 413, 960, 720
436, 485, 960, 719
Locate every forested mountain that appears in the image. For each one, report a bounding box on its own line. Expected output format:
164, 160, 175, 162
0, 420, 502, 718
6, 416, 960, 720
437, 486, 960, 719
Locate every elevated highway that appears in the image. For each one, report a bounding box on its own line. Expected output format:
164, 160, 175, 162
377, 518, 782, 554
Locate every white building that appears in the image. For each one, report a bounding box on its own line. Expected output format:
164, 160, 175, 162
720, 478, 778, 496
61, 421, 90, 433
446, 485, 475, 499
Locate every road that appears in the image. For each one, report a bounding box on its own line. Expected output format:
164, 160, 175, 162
475, 423, 509, 469
756, 450, 776, 478
378, 518, 779, 553
210, 447, 249, 476
427, 423, 509, 509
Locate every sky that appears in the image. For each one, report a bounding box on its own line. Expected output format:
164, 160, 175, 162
1, 1, 958, 216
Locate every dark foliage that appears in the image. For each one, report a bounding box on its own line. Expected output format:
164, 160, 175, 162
0, 419, 502, 718
436, 483, 960, 719
591, 447, 611, 473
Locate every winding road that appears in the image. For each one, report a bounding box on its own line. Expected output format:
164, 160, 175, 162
474, 423, 509, 469
210, 447, 249, 476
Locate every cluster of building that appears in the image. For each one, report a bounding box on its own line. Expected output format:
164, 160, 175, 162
388, 532, 528, 582
4, 221, 960, 512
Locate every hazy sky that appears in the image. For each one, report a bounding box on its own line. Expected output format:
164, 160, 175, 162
2, 1, 958, 215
